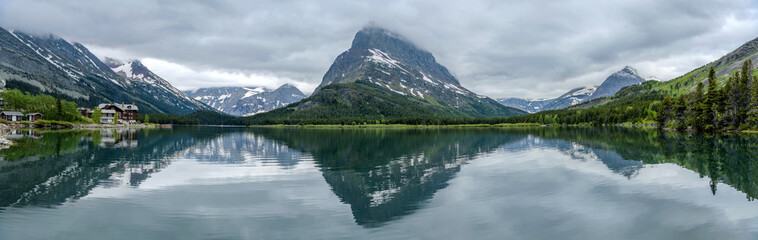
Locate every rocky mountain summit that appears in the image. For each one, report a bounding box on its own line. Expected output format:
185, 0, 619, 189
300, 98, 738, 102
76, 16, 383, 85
586, 66, 645, 101
253, 25, 525, 120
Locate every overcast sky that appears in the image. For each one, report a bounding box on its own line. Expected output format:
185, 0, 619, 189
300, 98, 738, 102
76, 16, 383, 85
1, 0, 757, 99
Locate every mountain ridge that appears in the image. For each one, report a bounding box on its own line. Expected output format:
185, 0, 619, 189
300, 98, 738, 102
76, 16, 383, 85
0, 26, 210, 114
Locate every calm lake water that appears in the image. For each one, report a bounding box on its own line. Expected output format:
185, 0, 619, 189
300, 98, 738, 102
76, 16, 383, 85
1, 127, 757, 239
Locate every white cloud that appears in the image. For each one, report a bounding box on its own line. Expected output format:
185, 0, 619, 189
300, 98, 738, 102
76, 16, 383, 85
139, 58, 317, 93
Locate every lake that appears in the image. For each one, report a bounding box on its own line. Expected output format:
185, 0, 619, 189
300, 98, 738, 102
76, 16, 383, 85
0, 127, 757, 239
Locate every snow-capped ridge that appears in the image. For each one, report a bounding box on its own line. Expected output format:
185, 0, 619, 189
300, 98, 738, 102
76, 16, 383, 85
185, 84, 306, 116
104, 57, 199, 103
0, 27, 209, 114
500, 65, 643, 112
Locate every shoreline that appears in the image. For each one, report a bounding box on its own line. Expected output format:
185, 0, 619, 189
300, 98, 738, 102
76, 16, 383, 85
249, 123, 544, 129
247, 123, 658, 129
249, 123, 757, 133
0, 122, 158, 148
72, 124, 158, 129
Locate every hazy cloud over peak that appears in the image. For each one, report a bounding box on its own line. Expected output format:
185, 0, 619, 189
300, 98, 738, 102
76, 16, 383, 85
1, 0, 756, 98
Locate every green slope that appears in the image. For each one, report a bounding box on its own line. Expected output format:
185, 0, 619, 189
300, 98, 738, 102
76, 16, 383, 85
630, 36, 758, 98
570, 36, 758, 111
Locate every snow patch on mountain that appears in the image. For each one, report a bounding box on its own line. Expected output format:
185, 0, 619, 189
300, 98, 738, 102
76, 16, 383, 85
366, 48, 411, 74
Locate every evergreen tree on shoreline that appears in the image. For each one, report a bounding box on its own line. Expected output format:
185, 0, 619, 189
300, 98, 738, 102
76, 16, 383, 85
690, 82, 706, 131
657, 60, 757, 132
56, 93, 63, 121
703, 68, 719, 131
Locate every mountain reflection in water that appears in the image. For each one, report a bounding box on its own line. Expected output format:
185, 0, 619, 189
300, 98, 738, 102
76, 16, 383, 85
0, 126, 756, 229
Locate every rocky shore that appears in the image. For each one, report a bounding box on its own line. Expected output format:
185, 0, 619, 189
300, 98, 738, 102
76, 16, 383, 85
0, 123, 13, 149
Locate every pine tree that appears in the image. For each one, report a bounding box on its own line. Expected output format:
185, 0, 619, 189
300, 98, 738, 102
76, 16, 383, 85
657, 95, 673, 129
690, 82, 706, 131
674, 95, 688, 131
56, 93, 63, 121
723, 74, 738, 127
746, 59, 758, 127
703, 68, 719, 130
736, 63, 752, 127
716, 79, 728, 123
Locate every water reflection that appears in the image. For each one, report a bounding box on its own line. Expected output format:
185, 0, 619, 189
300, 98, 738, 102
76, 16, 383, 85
184, 130, 304, 167
253, 128, 525, 227
98, 129, 138, 148
0, 126, 757, 230
0, 128, 228, 207
505, 127, 758, 200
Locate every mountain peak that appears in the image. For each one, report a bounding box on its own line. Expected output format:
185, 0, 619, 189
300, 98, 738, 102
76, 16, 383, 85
316, 24, 460, 93
274, 83, 304, 95
350, 24, 414, 51
357, 24, 404, 39
610, 65, 642, 80
620, 65, 638, 75
588, 66, 645, 100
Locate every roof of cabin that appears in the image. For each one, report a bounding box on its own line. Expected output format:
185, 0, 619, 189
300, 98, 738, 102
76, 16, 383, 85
98, 103, 139, 111
1, 111, 23, 116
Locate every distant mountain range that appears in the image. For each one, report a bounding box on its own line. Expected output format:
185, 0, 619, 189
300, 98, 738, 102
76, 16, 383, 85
0, 26, 209, 114
495, 98, 555, 113
184, 84, 306, 116
249, 25, 526, 122
498, 66, 645, 113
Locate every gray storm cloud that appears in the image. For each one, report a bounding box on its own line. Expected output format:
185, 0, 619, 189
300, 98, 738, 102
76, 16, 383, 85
0, 0, 756, 98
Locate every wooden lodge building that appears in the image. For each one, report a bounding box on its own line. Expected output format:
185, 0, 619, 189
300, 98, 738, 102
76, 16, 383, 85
96, 103, 139, 124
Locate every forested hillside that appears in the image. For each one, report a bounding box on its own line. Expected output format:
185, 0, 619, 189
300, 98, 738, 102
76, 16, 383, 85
657, 60, 756, 132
